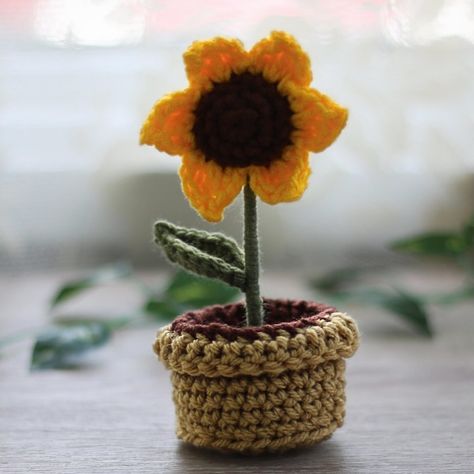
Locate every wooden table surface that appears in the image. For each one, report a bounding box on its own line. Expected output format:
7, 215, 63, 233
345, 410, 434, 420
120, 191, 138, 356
1, 269, 473, 473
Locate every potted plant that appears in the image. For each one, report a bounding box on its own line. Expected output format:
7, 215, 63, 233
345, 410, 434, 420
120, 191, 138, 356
141, 31, 359, 454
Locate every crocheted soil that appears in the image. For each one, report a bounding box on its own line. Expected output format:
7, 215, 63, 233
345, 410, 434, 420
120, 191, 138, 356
170, 298, 337, 341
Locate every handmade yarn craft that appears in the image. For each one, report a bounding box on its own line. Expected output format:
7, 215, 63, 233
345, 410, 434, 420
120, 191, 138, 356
141, 31, 359, 454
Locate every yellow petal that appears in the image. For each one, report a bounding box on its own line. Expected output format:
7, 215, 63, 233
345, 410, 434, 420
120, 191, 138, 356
179, 153, 247, 222
249, 146, 310, 204
183, 37, 249, 90
248, 31, 312, 87
140, 89, 199, 156
285, 84, 348, 153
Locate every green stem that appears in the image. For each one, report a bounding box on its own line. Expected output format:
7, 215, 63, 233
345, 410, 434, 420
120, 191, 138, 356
243, 181, 263, 326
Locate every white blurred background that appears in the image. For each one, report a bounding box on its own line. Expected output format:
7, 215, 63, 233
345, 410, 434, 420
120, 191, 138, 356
1, 0, 474, 273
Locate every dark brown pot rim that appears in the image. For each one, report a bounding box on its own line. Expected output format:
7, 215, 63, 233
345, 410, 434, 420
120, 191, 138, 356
170, 298, 337, 341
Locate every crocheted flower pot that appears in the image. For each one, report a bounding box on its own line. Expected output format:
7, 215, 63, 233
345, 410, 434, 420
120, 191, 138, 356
154, 298, 359, 454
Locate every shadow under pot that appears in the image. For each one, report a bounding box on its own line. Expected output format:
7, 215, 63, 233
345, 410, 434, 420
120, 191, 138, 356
154, 298, 359, 454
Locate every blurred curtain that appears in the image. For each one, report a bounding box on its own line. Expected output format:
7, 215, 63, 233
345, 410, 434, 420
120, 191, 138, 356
1, 0, 473, 271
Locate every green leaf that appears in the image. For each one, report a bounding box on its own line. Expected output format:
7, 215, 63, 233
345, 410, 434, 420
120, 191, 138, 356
391, 233, 466, 257
30, 322, 111, 370
154, 221, 246, 290
53, 314, 138, 331
428, 286, 474, 305
143, 299, 188, 321
378, 289, 432, 336
143, 271, 239, 322
164, 270, 239, 308
50, 262, 132, 308
328, 288, 433, 336
461, 215, 474, 249
310, 267, 361, 292
0, 327, 39, 349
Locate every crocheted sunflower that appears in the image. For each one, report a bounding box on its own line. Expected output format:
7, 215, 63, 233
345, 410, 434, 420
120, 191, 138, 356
141, 31, 347, 223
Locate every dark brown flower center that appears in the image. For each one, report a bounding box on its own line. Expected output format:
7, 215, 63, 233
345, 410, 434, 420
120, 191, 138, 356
192, 72, 294, 168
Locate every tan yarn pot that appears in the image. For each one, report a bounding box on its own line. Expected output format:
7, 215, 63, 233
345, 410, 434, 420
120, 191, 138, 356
154, 298, 359, 454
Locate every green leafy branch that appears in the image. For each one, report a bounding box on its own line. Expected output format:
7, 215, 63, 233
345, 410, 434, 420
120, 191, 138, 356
0, 264, 238, 370
154, 181, 264, 327
155, 221, 246, 290
310, 214, 474, 336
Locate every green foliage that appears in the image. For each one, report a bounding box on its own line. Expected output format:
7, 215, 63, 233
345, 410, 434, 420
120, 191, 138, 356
52, 315, 135, 331
314, 284, 432, 336
368, 289, 431, 335
428, 286, 474, 305
30, 322, 111, 370
0, 328, 39, 349
50, 262, 132, 308
332, 288, 431, 336
165, 270, 239, 307
0, 263, 241, 370
154, 221, 246, 290
310, 267, 361, 292
311, 213, 474, 337
461, 216, 474, 248
144, 270, 239, 321
391, 233, 467, 257
391, 215, 474, 258
143, 299, 187, 321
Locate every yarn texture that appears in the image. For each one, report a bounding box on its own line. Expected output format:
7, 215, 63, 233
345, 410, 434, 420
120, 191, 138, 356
154, 220, 246, 290
193, 72, 294, 168
140, 31, 348, 222
154, 298, 359, 453
142, 31, 357, 454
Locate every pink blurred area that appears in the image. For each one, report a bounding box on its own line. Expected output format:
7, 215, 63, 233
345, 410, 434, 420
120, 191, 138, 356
0, 0, 387, 43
